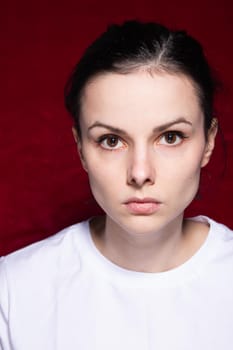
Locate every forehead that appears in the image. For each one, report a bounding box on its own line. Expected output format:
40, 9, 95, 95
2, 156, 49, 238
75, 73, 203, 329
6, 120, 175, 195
80, 71, 203, 128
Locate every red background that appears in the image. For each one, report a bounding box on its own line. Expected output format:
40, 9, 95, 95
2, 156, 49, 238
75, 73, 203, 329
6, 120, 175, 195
1, 0, 233, 256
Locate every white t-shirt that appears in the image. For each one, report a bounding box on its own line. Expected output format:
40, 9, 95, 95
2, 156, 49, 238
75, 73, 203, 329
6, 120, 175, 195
0, 216, 233, 350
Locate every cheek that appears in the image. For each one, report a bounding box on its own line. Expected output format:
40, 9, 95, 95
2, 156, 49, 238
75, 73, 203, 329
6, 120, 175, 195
157, 139, 206, 173
82, 139, 206, 198
156, 143, 205, 194
84, 155, 124, 200
164, 155, 203, 179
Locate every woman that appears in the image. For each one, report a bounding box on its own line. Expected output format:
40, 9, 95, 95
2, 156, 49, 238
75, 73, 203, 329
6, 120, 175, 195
0, 20, 232, 349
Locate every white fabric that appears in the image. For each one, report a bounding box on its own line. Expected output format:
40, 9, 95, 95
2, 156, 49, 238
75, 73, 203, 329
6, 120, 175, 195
0, 216, 233, 350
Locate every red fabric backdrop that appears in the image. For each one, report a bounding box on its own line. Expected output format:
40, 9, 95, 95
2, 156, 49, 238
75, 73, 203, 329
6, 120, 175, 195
1, 0, 233, 256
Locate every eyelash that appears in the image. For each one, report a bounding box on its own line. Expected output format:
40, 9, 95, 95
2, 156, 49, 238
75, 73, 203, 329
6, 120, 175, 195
159, 131, 188, 146
96, 131, 188, 150
96, 134, 125, 151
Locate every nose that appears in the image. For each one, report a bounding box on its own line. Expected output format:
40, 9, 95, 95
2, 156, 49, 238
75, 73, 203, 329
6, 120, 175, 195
127, 145, 155, 187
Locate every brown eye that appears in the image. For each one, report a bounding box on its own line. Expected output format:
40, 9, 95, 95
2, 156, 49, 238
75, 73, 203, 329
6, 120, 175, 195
165, 132, 178, 144
106, 136, 119, 147
158, 131, 185, 146
99, 135, 125, 150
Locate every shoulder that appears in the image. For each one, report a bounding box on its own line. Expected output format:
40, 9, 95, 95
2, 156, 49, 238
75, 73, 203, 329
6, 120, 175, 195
0, 220, 90, 287
189, 215, 233, 266
191, 215, 233, 240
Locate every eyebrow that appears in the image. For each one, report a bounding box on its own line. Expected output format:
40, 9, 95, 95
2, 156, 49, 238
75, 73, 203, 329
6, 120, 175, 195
153, 117, 193, 132
88, 117, 192, 135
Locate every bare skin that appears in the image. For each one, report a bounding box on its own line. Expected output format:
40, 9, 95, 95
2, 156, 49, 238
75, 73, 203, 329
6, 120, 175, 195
73, 70, 217, 273
89, 216, 209, 273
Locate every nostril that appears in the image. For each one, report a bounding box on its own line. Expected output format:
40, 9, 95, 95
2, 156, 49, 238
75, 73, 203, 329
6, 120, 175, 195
127, 170, 155, 187
127, 150, 155, 187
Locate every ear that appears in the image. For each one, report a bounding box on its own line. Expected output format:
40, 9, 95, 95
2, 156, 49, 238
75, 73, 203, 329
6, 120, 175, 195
72, 127, 88, 172
201, 118, 218, 168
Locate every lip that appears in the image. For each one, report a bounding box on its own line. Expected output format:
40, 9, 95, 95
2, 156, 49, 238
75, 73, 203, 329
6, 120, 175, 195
124, 197, 161, 215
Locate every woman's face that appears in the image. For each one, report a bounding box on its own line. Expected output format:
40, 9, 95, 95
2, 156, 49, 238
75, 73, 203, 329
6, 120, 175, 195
74, 71, 216, 235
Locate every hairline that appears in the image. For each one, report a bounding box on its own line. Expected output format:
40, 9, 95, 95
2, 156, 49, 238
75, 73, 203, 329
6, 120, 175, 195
77, 63, 207, 138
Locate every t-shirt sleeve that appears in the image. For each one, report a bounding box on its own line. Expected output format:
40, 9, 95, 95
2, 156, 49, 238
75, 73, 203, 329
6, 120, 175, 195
0, 257, 11, 350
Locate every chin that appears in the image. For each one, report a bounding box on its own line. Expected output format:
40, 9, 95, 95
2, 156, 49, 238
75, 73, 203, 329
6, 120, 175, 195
111, 213, 173, 236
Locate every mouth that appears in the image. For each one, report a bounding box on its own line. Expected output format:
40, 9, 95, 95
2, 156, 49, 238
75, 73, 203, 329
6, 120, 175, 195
123, 198, 161, 215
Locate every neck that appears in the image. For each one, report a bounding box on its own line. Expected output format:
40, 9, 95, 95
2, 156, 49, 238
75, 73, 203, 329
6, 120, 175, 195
90, 215, 198, 273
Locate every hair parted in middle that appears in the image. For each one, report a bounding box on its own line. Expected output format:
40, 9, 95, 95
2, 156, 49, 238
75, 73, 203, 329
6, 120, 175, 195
65, 20, 218, 137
